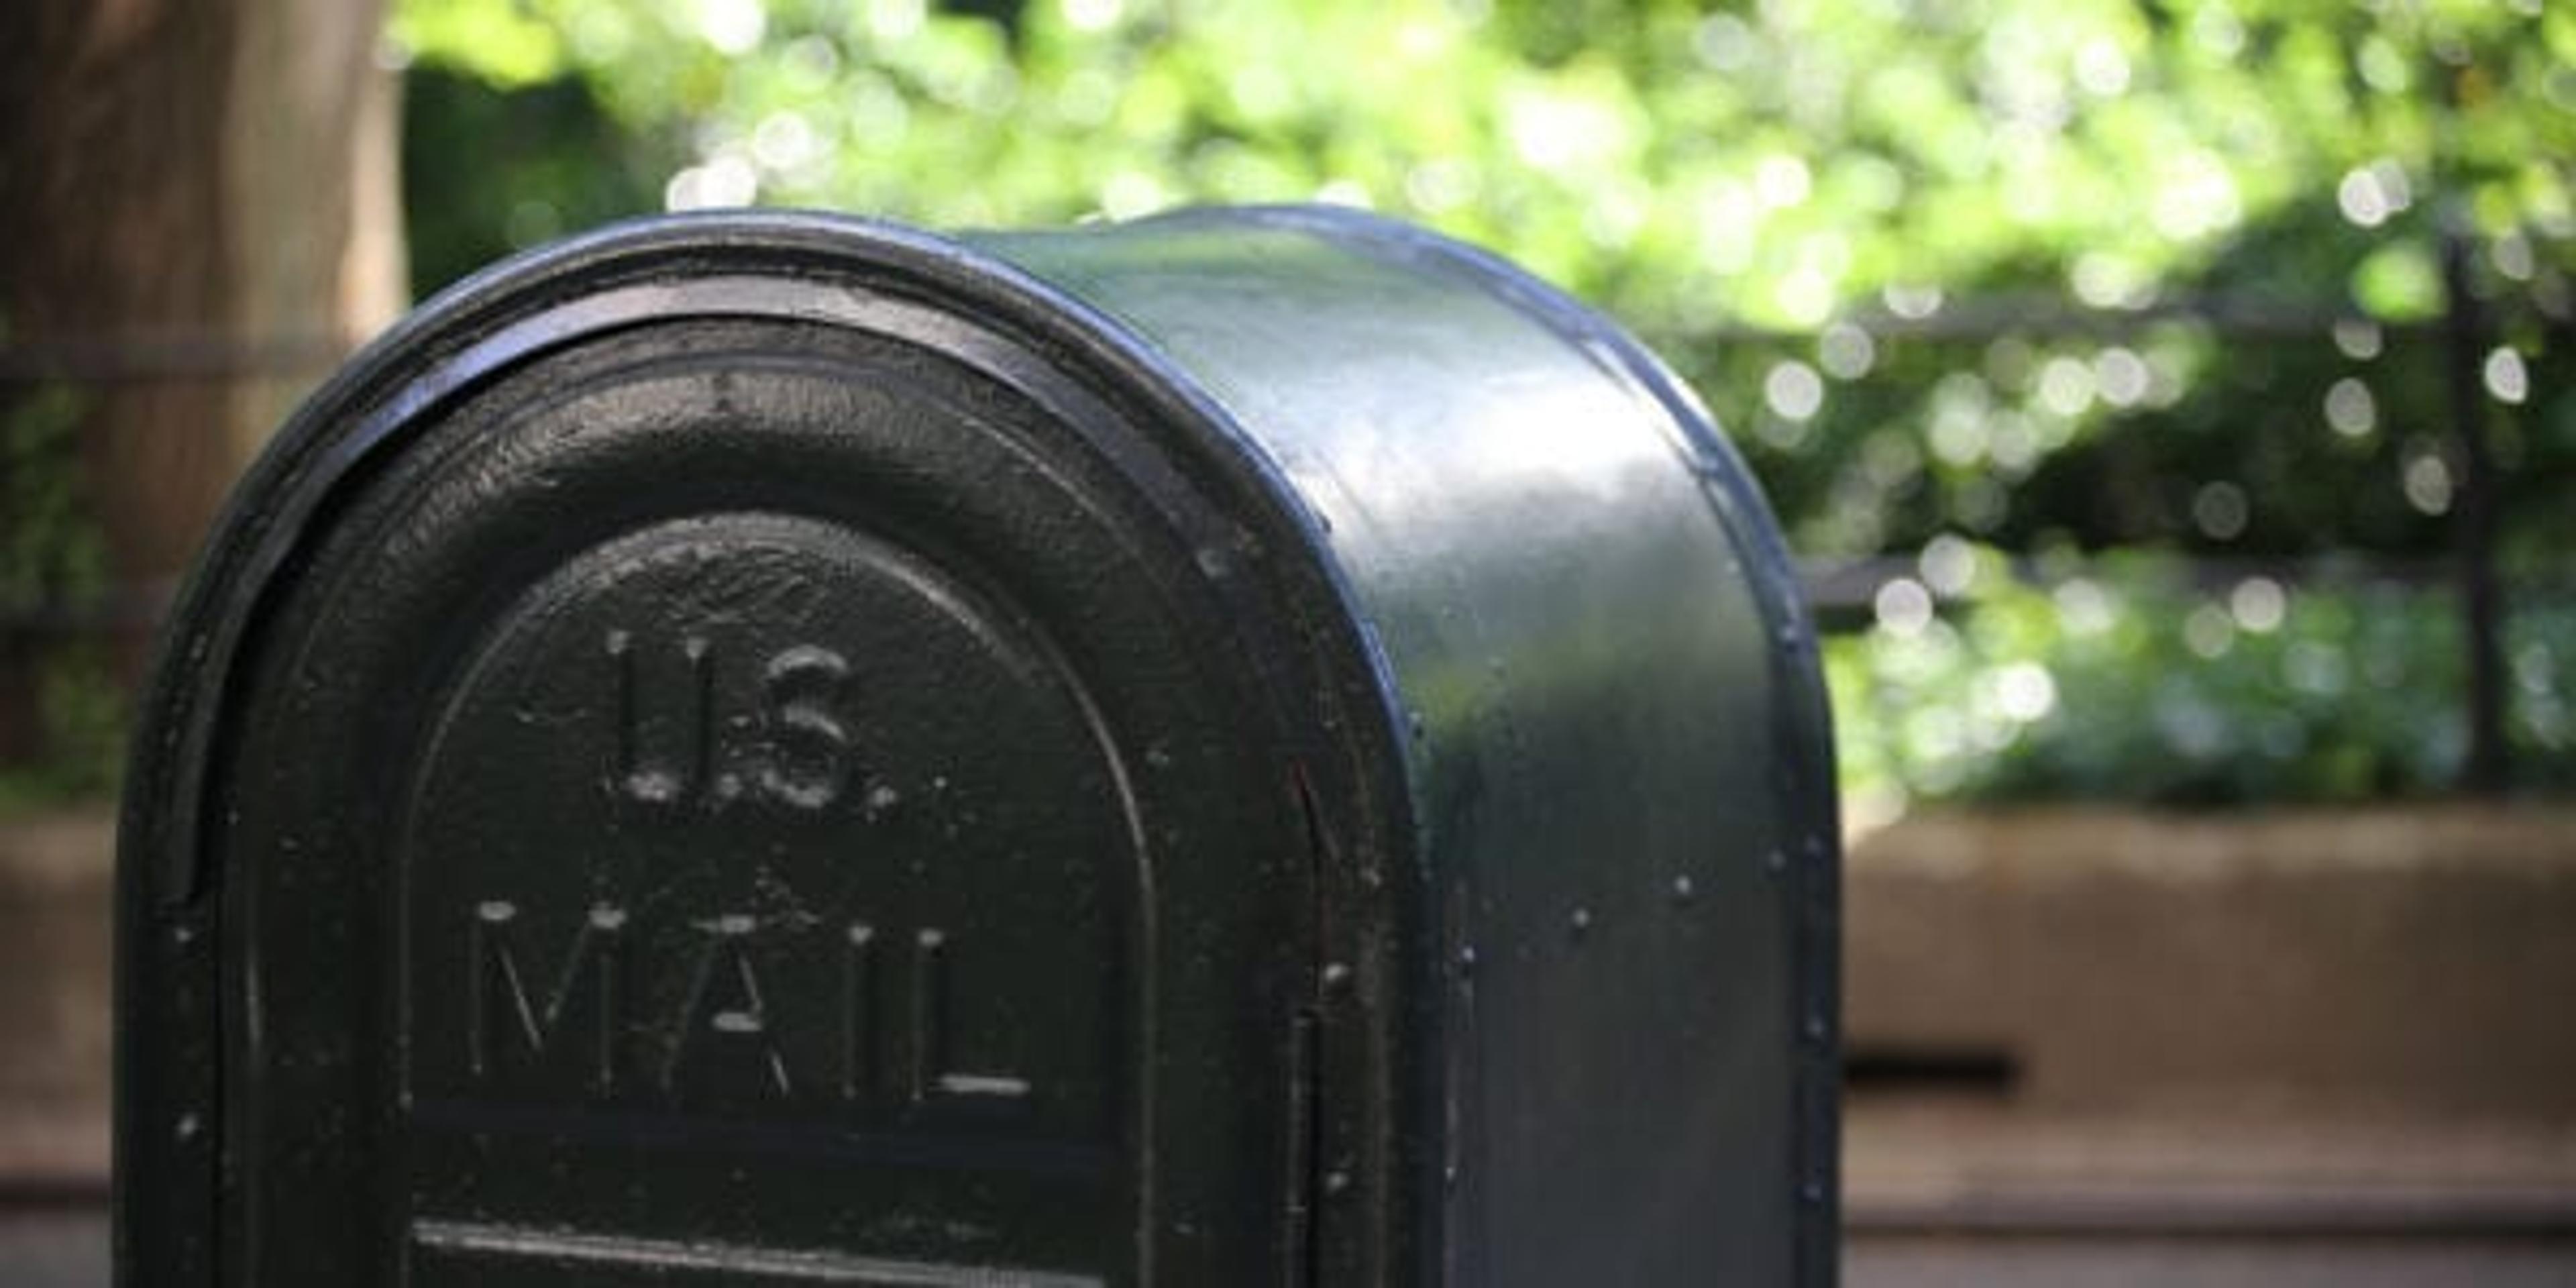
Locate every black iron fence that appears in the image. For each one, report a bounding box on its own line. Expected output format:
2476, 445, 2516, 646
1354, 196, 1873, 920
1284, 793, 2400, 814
3, 246, 2565, 796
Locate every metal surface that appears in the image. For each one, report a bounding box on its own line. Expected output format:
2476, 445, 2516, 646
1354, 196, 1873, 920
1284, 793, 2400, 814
117, 205, 1837, 1285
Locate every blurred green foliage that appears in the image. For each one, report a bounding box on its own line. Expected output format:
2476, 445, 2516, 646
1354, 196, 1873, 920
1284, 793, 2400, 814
388, 0, 2575, 555
0, 384, 104, 613
1826, 545, 2576, 815
380, 0, 2576, 806
0, 374, 125, 808
404, 66, 669, 296
391, 0, 2576, 313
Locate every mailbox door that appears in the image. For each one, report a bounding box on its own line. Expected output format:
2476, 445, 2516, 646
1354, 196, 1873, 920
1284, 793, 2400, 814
118, 227, 1398, 1285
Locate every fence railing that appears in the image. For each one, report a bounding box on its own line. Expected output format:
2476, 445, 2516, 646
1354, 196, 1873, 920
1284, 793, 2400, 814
2, 244, 2561, 791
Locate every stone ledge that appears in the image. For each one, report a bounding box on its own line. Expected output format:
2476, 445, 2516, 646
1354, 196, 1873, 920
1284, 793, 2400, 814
0, 812, 111, 1187
1847, 805, 2576, 1120
10, 804, 2575, 1197
1845, 1103, 2576, 1234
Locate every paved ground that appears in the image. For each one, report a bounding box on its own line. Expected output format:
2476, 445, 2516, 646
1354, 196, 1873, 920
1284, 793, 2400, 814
1842, 1102, 2576, 1232
1850, 1234, 2576, 1286
17, 1095, 2576, 1283
13, 1209, 2575, 1285
0, 1211, 104, 1288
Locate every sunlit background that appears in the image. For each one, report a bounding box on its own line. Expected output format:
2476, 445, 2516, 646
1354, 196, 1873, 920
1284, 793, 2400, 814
399, 0, 2576, 824
15, 0, 2571, 818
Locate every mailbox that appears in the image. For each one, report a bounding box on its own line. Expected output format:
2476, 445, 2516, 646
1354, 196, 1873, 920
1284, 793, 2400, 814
118, 206, 1838, 1285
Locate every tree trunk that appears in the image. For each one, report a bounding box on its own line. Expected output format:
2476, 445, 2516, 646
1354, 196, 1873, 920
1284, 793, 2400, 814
0, 0, 401, 767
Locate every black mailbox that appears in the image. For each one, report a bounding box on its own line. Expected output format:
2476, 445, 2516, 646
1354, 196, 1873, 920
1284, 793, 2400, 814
118, 206, 1838, 1285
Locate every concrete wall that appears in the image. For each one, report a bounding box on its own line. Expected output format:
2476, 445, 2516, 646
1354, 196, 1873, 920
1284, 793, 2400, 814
1846, 806, 2576, 1120
3, 805, 2572, 1189
0, 814, 110, 1187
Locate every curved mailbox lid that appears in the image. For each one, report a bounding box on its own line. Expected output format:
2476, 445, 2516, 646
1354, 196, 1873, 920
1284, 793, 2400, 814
982, 206, 1839, 1286
115, 206, 1836, 1287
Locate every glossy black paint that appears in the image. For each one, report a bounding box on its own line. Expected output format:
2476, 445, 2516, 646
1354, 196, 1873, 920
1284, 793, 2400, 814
117, 206, 1838, 1286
